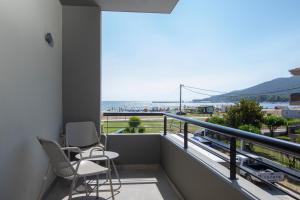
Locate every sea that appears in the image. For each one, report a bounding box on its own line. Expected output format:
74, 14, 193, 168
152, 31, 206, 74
101, 101, 289, 112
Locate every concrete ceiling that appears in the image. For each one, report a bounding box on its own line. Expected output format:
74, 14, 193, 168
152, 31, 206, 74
60, 0, 179, 14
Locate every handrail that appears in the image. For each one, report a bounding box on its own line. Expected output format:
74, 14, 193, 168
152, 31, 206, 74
103, 111, 300, 198
165, 113, 300, 158
103, 112, 164, 116
103, 112, 300, 157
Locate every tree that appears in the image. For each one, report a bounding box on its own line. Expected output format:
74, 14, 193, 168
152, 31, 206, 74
225, 98, 264, 128
263, 115, 287, 137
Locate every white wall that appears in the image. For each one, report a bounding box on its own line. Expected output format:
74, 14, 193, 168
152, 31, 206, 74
0, 0, 62, 199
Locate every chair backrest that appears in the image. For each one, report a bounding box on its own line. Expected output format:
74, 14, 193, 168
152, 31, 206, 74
65, 121, 99, 147
37, 137, 75, 178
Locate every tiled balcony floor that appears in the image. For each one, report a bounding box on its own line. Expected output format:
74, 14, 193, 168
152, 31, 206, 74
45, 166, 183, 200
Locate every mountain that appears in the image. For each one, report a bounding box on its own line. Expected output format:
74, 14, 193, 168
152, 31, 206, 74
203, 76, 300, 102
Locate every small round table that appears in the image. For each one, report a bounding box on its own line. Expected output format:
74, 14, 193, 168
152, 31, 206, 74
75, 150, 121, 190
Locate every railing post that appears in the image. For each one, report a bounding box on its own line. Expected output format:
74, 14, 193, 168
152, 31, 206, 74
230, 137, 237, 180
184, 122, 188, 149
179, 122, 182, 133
106, 116, 108, 134
164, 115, 167, 135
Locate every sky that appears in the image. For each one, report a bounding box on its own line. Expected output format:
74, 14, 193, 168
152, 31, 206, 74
102, 0, 300, 101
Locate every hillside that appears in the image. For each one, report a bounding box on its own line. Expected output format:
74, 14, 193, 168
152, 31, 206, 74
203, 76, 300, 102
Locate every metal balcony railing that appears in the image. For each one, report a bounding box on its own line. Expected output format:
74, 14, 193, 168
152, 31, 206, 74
102, 112, 300, 199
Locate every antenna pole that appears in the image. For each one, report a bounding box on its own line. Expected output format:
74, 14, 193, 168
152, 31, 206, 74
179, 84, 183, 114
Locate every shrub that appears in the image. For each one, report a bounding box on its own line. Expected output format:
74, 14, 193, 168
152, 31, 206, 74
138, 126, 145, 133
276, 135, 291, 141
239, 124, 261, 134
295, 129, 300, 134
296, 136, 300, 144
238, 124, 261, 151
207, 116, 225, 125
286, 118, 300, 126
124, 127, 135, 133
125, 116, 146, 133
128, 116, 141, 128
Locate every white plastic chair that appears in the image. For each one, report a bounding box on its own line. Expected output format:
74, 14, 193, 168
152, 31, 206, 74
65, 122, 122, 189
37, 137, 115, 200
65, 121, 122, 191
65, 122, 106, 156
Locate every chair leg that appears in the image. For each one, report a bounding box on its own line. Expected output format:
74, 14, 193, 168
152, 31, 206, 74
112, 160, 121, 190
108, 170, 115, 200
83, 176, 88, 198
98, 160, 108, 183
96, 175, 99, 198
69, 177, 77, 200
105, 160, 109, 182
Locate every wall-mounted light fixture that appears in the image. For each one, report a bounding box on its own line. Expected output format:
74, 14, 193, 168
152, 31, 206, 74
45, 33, 54, 47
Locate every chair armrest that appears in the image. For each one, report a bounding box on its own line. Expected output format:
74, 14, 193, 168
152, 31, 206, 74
92, 145, 105, 151
98, 133, 107, 150
83, 154, 111, 161
89, 147, 105, 157
102, 134, 107, 150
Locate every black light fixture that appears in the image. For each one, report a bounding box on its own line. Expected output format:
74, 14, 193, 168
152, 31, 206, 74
45, 32, 54, 47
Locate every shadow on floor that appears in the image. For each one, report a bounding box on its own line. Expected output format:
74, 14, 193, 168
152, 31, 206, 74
45, 166, 182, 200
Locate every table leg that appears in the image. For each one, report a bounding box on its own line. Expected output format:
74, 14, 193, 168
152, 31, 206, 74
111, 160, 121, 190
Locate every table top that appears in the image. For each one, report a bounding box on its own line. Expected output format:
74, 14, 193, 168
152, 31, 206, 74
75, 150, 119, 161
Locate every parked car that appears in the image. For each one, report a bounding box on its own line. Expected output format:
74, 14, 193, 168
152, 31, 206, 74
176, 111, 186, 115
237, 154, 284, 183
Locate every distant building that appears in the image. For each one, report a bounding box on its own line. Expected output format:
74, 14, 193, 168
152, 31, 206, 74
282, 107, 300, 118
197, 106, 214, 114
184, 105, 214, 114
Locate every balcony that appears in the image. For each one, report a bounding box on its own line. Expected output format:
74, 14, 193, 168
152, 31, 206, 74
46, 166, 182, 200
42, 112, 300, 200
